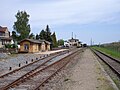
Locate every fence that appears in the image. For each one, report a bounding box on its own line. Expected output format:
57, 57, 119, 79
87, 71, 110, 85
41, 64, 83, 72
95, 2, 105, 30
0, 48, 18, 53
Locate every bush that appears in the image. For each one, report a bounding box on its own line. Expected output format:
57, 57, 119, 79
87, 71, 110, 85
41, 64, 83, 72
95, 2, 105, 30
12, 44, 18, 48
5, 44, 12, 48
5, 44, 18, 49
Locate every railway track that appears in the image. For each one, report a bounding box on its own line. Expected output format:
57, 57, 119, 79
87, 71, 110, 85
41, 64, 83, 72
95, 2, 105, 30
0, 48, 83, 90
0, 50, 70, 90
0, 50, 68, 78
91, 48, 120, 78
11, 49, 82, 90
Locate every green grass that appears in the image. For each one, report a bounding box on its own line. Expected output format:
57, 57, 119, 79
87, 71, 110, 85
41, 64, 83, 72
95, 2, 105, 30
92, 46, 120, 59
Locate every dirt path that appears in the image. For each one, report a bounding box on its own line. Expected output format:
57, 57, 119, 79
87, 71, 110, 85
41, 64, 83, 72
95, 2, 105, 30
61, 49, 118, 90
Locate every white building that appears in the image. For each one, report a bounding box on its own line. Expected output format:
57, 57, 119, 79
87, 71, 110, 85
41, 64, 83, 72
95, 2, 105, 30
0, 26, 12, 48
64, 38, 81, 47
64, 41, 69, 47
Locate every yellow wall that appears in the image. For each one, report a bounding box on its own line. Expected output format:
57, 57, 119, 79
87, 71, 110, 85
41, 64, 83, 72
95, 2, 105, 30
32, 44, 39, 52
41, 42, 45, 51
20, 41, 30, 52
20, 40, 50, 53
47, 44, 50, 51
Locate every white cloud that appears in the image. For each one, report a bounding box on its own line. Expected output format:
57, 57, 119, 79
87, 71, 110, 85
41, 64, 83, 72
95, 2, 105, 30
0, 0, 120, 29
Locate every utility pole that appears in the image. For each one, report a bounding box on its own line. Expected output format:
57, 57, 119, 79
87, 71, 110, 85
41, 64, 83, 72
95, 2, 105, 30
72, 32, 73, 39
91, 38, 92, 46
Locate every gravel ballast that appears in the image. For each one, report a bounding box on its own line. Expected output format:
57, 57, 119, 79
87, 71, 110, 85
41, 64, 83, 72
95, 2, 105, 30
42, 48, 118, 90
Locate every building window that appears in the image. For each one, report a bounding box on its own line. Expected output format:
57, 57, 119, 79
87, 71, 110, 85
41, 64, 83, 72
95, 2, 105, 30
0, 32, 5, 36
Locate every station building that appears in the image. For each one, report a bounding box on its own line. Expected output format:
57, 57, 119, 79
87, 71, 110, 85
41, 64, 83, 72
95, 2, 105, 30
19, 39, 51, 53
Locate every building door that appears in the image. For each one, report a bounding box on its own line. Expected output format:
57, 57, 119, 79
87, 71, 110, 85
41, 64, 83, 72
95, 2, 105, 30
24, 44, 29, 51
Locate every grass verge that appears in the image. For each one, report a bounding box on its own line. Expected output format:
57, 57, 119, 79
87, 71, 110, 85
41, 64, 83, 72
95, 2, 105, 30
92, 46, 120, 59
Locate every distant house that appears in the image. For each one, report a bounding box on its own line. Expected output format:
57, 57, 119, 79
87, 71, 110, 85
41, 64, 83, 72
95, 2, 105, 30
64, 38, 81, 47
64, 41, 69, 47
0, 26, 12, 48
19, 39, 51, 53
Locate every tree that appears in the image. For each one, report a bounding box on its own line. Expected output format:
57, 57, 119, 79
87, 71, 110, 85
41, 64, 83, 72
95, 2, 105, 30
45, 25, 52, 42
39, 29, 46, 40
29, 33, 35, 39
12, 31, 18, 42
58, 39, 64, 46
13, 10, 31, 41
36, 34, 39, 40
51, 32, 58, 47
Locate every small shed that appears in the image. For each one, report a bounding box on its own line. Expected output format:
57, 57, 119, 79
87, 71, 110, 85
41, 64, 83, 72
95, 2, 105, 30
19, 39, 51, 53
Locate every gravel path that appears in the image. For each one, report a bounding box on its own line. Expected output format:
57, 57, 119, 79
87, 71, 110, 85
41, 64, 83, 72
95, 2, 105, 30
60, 49, 118, 90
0, 54, 44, 76
0, 53, 9, 59
0, 49, 68, 76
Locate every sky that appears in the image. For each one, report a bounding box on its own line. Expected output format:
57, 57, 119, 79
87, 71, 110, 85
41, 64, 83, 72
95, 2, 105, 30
0, 0, 120, 45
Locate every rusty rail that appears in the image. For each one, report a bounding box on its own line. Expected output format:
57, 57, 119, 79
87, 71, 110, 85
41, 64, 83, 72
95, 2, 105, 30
0, 50, 68, 78
34, 49, 81, 90
0, 50, 70, 90
91, 48, 120, 78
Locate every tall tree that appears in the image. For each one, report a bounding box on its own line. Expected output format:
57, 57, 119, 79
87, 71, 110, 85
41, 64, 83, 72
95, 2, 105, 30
36, 34, 39, 40
45, 25, 52, 42
39, 29, 46, 40
12, 31, 18, 42
29, 33, 35, 39
51, 32, 58, 47
58, 39, 64, 46
13, 10, 31, 41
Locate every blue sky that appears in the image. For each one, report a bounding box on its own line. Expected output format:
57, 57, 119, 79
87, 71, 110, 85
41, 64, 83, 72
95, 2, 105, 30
0, 0, 120, 45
